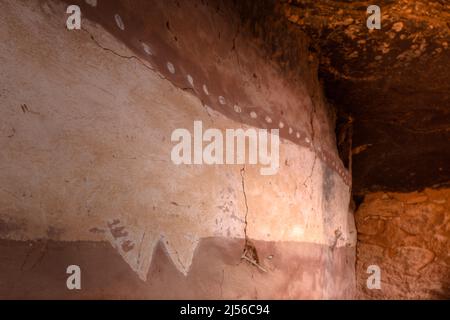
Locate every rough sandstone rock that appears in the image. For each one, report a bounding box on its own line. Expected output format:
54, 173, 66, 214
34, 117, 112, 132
356, 188, 450, 299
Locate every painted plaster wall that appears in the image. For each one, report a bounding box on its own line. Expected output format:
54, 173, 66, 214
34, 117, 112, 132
0, 0, 355, 298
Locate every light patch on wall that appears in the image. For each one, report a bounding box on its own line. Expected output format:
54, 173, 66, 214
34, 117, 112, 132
291, 225, 305, 237
141, 42, 153, 56
115, 14, 125, 31
187, 74, 194, 87
203, 84, 209, 95
85, 0, 97, 7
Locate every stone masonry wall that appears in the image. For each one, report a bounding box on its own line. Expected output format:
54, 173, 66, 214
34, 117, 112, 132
356, 188, 450, 299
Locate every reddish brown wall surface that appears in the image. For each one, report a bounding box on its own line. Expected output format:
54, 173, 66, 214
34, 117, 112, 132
0, 238, 354, 299
0, 0, 356, 299
356, 188, 450, 299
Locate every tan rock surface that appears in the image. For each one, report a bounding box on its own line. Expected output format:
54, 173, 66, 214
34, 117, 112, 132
356, 188, 450, 299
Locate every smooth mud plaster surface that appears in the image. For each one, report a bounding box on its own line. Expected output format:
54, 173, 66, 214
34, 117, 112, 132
0, 239, 355, 299
0, 0, 355, 298
356, 188, 450, 299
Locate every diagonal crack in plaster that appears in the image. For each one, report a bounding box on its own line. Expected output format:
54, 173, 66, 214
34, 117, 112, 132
302, 154, 317, 192
81, 27, 167, 81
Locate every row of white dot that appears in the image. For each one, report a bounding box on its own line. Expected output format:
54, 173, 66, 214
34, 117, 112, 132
166, 59, 315, 142
169, 59, 350, 182
104, 5, 351, 184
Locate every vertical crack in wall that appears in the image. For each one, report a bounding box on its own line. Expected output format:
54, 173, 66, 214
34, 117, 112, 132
240, 166, 249, 241
240, 166, 267, 273
309, 98, 317, 144
347, 119, 353, 193
302, 155, 317, 192
231, 24, 244, 75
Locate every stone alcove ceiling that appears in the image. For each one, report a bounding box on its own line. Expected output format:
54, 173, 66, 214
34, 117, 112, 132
279, 0, 450, 194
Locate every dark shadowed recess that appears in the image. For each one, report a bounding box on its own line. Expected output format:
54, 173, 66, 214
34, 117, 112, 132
278, 0, 450, 194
